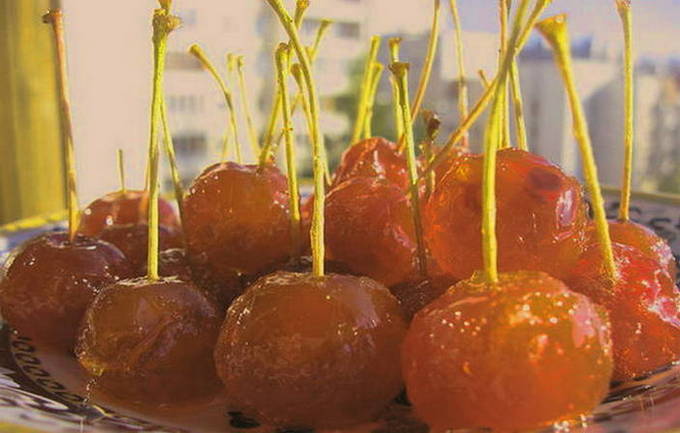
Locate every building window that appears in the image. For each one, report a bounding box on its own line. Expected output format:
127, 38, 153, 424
173, 133, 208, 157
302, 18, 322, 36
167, 95, 205, 114
177, 9, 197, 27
336, 22, 360, 40
166, 52, 202, 71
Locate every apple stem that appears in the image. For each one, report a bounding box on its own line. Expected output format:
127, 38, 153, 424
422, 0, 550, 180
478, 69, 491, 89
409, 0, 441, 126
267, 21, 334, 183
160, 98, 184, 223
509, 61, 529, 151
351, 36, 381, 146
235, 56, 261, 159
422, 110, 441, 198
290, 64, 332, 187
389, 38, 404, 140
363, 63, 385, 140
390, 62, 428, 278
498, 0, 511, 150
275, 44, 302, 259
189, 44, 242, 163
449, 0, 469, 150
266, 0, 325, 277
258, 1, 311, 167
537, 15, 617, 280
146, 1, 179, 281
397, 0, 442, 153
43, 10, 79, 241
482, 0, 530, 284
616, 0, 634, 222
117, 149, 127, 194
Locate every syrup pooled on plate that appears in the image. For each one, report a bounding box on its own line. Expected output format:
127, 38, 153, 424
325, 176, 418, 287
566, 242, 680, 382
78, 190, 179, 238
402, 271, 613, 431
424, 148, 589, 281
76, 277, 223, 405
0, 232, 132, 351
214, 271, 407, 429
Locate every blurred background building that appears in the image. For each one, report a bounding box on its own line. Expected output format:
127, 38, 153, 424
1, 0, 680, 223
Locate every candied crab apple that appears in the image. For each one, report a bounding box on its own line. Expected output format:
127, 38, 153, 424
332, 137, 408, 190
324, 177, 418, 287
78, 190, 179, 237
183, 162, 291, 280
76, 277, 223, 404
214, 271, 407, 429
424, 149, 588, 281
0, 232, 132, 350
100, 223, 183, 274
402, 271, 613, 431
606, 220, 677, 278
567, 242, 680, 382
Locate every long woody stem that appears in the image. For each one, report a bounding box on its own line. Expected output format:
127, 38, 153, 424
160, 98, 184, 223
275, 45, 302, 259
266, 0, 325, 277
351, 36, 381, 145
236, 56, 261, 159
146, 2, 179, 281
43, 10, 79, 240
449, 0, 469, 149
616, 0, 634, 222
422, 0, 547, 180
390, 62, 428, 278
537, 15, 617, 280
190, 44, 242, 163
481, 0, 529, 283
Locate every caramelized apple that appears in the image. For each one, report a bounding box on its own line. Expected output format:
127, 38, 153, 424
566, 242, 680, 382
76, 277, 222, 404
78, 190, 179, 237
214, 271, 406, 429
183, 162, 291, 282
607, 220, 677, 278
402, 271, 613, 431
99, 223, 183, 274
424, 149, 588, 281
332, 137, 408, 190
0, 232, 132, 351
325, 177, 418, 287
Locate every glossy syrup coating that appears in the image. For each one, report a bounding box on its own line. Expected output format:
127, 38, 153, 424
566, 242, 680, 382
424, 149, 589, 281
76, 277, 223, 405
332, 137, 408, 190
325, 177, 418, 287
606, 220, 677, 278
183, 162, 291, 281
99, 223, 183, 275
78, 190, 179, 237
389, 274, 456, 321
214, 271, 407, 429
402, 271, 613, 432
156, 248, 193, 281
0, 232, 132, 351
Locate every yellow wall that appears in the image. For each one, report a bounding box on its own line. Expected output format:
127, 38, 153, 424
0, 0, 65, 225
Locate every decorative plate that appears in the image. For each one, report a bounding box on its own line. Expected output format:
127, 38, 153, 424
0, 192, 678, 433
